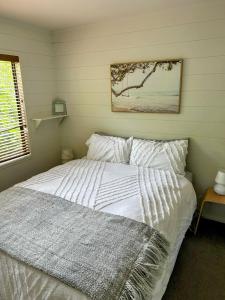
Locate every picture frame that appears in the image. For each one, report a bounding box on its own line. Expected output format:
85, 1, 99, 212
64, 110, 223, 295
110, 59, 183, 113
52, 99, 67, 115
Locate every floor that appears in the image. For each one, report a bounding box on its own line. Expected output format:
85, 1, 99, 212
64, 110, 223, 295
163, 219, 225, 300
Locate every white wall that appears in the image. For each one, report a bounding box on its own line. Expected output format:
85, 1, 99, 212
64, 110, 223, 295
53, 0, 225, 196
0, 18, 61, 191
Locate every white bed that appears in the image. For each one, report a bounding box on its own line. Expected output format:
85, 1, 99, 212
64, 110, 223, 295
0, 159, 196, 300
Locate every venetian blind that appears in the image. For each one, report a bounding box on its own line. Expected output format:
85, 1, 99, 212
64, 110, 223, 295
0, 54, 30, 164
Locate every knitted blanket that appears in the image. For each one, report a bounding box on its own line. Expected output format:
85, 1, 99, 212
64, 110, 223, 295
0, 186, 169, 300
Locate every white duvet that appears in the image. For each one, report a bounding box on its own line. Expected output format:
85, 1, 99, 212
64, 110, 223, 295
0, 159, 196, 300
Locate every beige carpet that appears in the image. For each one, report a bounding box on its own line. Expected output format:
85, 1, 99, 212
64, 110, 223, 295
163, 219, 225, 300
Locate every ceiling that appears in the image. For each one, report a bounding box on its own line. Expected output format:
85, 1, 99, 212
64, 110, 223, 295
0, 0, 201, 30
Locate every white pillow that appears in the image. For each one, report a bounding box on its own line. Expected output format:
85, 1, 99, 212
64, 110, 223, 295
129, 138, 188, 175
86, 134, 133, 164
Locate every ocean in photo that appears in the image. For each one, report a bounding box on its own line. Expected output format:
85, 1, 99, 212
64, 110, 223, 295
112, 91, 180, 113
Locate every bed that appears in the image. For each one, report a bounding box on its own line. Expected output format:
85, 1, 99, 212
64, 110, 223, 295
0, 154, 196, 300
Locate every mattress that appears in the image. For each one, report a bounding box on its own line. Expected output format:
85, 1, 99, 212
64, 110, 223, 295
0, 159, 196, 300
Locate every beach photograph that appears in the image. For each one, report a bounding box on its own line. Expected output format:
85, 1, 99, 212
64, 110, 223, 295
111, 60, 182, 113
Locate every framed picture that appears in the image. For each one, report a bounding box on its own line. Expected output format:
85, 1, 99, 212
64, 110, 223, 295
52, 99, 67, 115
111, 59, 183, 113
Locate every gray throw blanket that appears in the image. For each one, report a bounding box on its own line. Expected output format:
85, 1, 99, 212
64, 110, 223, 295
0, 187, 169, 300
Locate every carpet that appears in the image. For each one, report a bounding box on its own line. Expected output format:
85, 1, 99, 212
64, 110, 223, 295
163, 219, 225, 300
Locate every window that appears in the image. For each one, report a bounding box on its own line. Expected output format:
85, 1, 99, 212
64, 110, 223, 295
0, 54, 30, 164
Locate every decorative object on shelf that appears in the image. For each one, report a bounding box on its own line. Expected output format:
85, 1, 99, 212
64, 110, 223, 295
61, 148, 74, 164
32, 115, 68, 129
52, 98, 67, 115
214, 169, 225, 195
111, 59, 183, 113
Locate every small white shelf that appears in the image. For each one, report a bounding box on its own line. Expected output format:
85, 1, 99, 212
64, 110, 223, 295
32, 114, 68, 128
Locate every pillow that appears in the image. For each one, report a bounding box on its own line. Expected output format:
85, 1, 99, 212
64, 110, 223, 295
129, 138, 188, 175
86, 134, 133, 164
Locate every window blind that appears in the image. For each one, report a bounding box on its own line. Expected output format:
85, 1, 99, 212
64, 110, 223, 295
0, 54, 30, 164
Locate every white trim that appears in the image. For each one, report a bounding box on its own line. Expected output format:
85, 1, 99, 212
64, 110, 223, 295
0, 153, 32, 170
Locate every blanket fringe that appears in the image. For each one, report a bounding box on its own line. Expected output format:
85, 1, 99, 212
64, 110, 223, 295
119, 231, 169, 300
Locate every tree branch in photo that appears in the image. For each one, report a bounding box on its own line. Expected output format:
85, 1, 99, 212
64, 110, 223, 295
111, 61, 178, 98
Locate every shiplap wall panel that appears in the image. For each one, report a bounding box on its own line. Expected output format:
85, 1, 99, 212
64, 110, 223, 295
21, 67, 55, 81
55, 39, 225, 69
56, 73, 225, 93
186, 56, 225, 75
0, 18, 60, 191
53, 0, 225, 195
61, 116, 223, 140
22, 80, 55, 95
0, 18, 51, 42
0, 34, 52, 55
0, 50, 55, 69
65, 104, 225, 123
55, 91, 225, 108
55, 19, 225, 56
55, 55, 225, 82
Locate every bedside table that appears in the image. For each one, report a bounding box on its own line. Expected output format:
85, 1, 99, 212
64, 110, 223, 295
194, 187, 225, 234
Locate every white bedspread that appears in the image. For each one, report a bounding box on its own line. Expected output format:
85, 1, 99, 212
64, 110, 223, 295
0, 159, 196, 300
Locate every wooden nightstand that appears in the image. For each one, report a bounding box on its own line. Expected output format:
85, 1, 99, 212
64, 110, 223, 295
194, 188, 225, 234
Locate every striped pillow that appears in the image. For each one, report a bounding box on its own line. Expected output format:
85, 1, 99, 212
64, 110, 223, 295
86, 134, 133, 164
129, 138, 188, 175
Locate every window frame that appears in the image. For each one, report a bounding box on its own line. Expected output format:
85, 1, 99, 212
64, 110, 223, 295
0, 54, 31, 166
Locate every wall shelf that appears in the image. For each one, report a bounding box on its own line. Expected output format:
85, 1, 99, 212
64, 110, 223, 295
32, 114, 68, 129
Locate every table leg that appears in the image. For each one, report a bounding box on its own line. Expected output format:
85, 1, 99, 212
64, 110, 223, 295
194, 201, 205, 235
